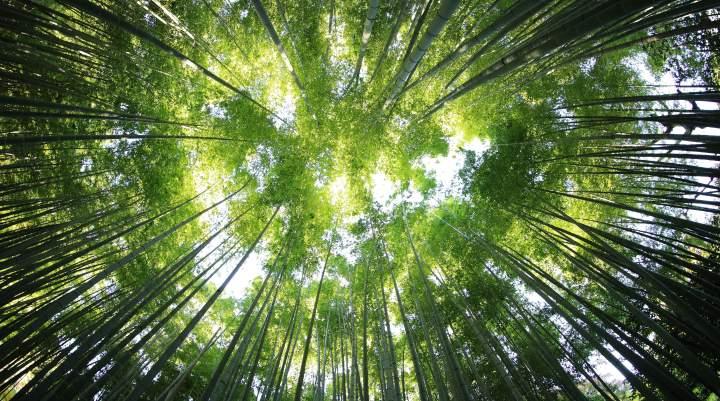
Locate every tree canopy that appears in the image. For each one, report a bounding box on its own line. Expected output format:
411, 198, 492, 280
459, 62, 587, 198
1, 1, 719, 401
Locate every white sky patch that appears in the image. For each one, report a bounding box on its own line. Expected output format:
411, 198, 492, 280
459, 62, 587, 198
204, 103, 228, 119
580, 57, 597, 73
370, 171, 398, 208
187, 160, 268, 301
590, 350, 635, 384
336, 275, 350, 287
334, 226, 358, 264
217, 248, 268, 299
416, 135, 489, 206
627, 52, 683, 95
389, 322, 403, 337
143, 13, 156, 27
181, 58, 199, 71
404, 185, 424, 206
369, 171, 425, 215
80, 156, 93, 172
523, 289, 547, 309
196, 231, 269, 300
101, 128, 147, 155
272, 92, 296, 130
392, 116, 410, 130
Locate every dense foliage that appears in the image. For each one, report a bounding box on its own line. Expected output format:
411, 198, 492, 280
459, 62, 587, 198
1, 1, 719, 401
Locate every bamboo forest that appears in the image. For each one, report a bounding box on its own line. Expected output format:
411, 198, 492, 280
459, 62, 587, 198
2, 0, 720, 400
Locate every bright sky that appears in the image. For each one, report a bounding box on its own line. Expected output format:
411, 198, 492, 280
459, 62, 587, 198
368, 133, 490, 210
418, 135, 490, 205
215, 249, 268, 298
195, 223, 269, 303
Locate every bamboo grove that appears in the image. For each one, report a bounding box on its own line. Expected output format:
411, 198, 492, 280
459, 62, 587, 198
0, 0, 719, 400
